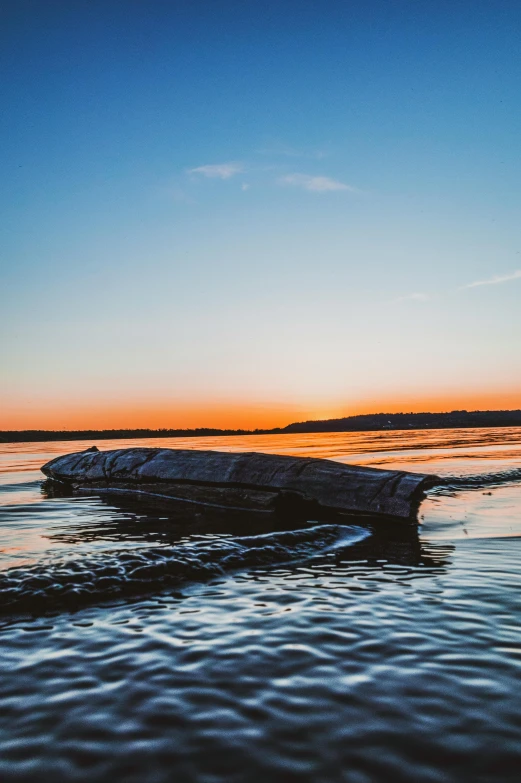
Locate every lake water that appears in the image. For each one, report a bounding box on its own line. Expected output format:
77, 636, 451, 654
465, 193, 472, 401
1, 428, 521, 782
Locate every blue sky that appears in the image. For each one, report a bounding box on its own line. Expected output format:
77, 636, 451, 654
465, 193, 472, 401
1, 0, 520, 428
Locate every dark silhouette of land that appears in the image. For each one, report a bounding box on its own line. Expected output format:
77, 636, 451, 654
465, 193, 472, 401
280, 409, 521, 433
1, 409, 521, 443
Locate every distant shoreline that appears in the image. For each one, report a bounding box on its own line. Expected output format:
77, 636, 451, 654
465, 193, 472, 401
2, 409, 521, 443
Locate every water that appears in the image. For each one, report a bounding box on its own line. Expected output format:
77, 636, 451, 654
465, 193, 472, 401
1, 428, 521, 782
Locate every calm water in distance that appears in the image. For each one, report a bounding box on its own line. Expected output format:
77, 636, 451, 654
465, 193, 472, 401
1, 427, 521, 782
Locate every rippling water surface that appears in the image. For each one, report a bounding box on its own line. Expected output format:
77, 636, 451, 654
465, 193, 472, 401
1, 428, 521, 782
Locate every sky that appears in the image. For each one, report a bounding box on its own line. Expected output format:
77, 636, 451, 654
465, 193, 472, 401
1, 0, 521, 430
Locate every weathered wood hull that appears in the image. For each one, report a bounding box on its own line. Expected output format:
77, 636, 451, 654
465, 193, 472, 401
41, 447, 435, 521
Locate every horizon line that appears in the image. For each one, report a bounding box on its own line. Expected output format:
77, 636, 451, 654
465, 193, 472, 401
2, 407, 521, 439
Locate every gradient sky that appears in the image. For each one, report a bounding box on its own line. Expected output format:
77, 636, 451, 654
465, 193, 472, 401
1, 0, 521, 430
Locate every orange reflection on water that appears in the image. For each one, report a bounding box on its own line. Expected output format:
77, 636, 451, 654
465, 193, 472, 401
2, 427, 521, 568
2, 426, 521, 479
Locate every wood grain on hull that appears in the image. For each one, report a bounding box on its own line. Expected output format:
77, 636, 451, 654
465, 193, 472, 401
41, 447, 435, 520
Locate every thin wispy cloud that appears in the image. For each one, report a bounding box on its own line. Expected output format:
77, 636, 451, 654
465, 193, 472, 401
189, 162, 244, 179
390, 268, 521, 304
461, 270, 521, 289
278, 173, 356, 193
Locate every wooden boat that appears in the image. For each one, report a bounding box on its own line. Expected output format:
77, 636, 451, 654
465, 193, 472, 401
41, 446, 435, 521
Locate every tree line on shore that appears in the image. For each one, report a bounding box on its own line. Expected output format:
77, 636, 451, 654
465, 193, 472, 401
1, 409, 521, 443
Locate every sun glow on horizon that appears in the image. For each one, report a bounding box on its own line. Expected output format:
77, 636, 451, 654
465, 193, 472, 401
1, 389, 520, 431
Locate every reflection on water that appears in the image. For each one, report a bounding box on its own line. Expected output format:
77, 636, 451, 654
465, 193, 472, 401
0, 480, 454, 614
2, 424, 521, 472
0, 428, 520, 781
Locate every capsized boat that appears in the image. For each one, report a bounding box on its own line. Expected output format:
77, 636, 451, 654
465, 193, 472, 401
41, 446, 436, 521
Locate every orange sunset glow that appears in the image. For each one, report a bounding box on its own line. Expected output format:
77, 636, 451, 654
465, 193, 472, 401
2, 389, 520, 431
